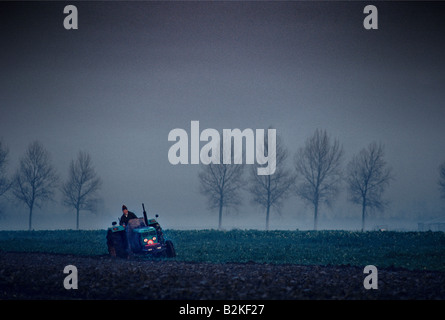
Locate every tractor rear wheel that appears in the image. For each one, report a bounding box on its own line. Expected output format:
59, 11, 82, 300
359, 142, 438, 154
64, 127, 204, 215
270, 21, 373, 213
108, 230, 128, 258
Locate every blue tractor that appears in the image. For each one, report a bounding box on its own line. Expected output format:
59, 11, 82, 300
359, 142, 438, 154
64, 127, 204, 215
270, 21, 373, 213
106, 204, 176, 259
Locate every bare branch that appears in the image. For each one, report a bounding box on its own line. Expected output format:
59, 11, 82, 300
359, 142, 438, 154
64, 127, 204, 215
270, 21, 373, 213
62, 151, 102, 229
346, 142, 393, 231
294, 129, 344, 230
248, 132, 295, 230
439, 161, 445, 199
12, 141, 59, 230
0, 140, 11, 199
199, 139, 245, 229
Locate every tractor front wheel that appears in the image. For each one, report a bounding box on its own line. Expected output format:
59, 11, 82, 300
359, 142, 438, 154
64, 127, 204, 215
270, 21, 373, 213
165, 240, 176, 258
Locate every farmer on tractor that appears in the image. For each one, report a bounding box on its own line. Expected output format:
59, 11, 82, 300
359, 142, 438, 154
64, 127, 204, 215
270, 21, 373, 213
120, 205, 137, 226
107, 203, 176, 259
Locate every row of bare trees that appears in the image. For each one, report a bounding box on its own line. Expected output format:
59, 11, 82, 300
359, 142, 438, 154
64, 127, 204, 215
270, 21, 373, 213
1, 134, 444, 231
0, 140, 101, 230
199, 129, 408, 231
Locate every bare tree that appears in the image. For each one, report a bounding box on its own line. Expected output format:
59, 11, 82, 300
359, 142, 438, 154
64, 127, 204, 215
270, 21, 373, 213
249, 135, 295, 230
294, 129, 344, 230
12, 141, 59, 230
62, 151, 102, 230
346, 142, 393, 231
0, 140, 12, 218
198, 142, 244, 230
0, 140, 11, 199
439, 161, 445, 199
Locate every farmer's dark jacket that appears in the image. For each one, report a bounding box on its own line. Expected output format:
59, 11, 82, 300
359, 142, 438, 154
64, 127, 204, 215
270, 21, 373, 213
119, 211, 138, 226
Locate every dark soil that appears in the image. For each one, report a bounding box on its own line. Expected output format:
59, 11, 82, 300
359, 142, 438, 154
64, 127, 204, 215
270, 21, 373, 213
0, 251, 444, 300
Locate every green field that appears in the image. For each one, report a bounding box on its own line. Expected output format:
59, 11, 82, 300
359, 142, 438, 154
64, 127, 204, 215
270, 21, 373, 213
0, 229, 444, 271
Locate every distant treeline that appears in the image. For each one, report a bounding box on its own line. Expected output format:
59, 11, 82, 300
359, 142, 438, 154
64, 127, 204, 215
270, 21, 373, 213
1, 131, 444, 231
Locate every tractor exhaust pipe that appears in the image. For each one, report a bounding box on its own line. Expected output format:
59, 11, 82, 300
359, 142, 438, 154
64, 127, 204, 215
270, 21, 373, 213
142, 203, 148, 226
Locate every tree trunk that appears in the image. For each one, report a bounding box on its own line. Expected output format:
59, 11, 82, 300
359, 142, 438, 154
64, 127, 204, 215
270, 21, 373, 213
266, 205, 270, 231
266, 179, 271, 231
361, 199, 366, 232
76, 207, 80, 230
313, 202, 318, 231
28, 206, 33, 231
218, 200, 223, 230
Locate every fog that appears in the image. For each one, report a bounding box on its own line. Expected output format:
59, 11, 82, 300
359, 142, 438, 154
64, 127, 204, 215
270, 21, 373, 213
1, 2, 444, 231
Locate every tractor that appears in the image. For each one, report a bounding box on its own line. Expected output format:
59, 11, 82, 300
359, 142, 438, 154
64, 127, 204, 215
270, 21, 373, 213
106, 204, 176, 259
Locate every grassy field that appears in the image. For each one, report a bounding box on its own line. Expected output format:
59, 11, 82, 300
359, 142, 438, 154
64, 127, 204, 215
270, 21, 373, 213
0, 229, 444, 271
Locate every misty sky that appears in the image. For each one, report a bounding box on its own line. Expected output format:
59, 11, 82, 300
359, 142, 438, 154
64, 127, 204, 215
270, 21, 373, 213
1, 1, 445, 230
